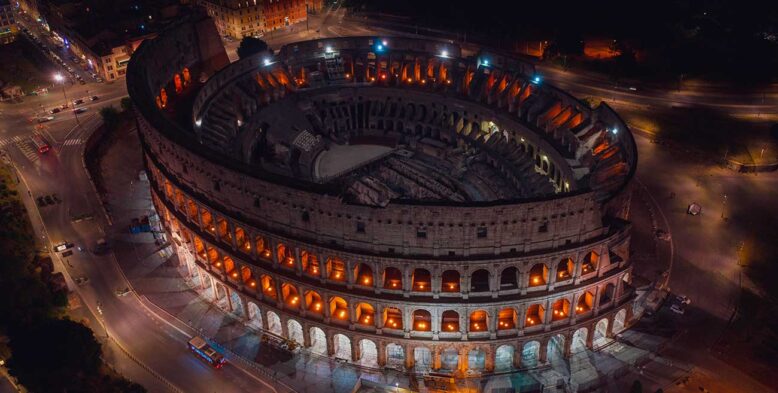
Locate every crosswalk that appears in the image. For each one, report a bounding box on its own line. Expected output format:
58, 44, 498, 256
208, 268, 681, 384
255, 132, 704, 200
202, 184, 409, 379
0, 135, 25, 149
63, 138, 83, 146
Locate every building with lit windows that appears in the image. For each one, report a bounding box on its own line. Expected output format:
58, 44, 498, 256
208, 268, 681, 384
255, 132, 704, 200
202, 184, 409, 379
0, 0, 18, 45
128, 16, 639, 375
196, 0, 322, 39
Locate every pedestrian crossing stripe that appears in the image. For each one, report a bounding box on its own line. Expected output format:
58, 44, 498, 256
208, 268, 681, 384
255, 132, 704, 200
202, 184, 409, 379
0, 135, 24, 148
63, 138, 82, 146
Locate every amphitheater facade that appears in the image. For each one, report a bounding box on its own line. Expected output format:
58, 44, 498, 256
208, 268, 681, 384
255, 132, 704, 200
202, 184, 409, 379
127, 14, 638, 374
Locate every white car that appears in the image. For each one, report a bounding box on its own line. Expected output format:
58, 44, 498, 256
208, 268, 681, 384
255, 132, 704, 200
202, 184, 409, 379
37, 116, 55, 123
670, 304, 685, 315
53, 242, 72, 252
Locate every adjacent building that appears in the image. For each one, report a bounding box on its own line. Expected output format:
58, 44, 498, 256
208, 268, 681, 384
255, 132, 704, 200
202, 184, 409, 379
0, 0, 18, 44
197, 0, 323, 39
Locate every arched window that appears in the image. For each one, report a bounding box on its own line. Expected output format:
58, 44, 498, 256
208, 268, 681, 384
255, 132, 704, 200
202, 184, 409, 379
441, 270, 460, 292
470, 269, 490, 292
256, 236, 271, 260
582, 251, 599, 274
356, 303, 375, 326
260, 275, 276, 300
576, 291, 594, 314
354, 263, 373, 287
551, 298, 571, 320
412, 310, 432, 331
305, 290, 323, 315
281, 283, 300, 309
525, 304, 545, 326
441, 310, 460, 332
528, 263, 549, 287
277, 243, 295, 268
383, 267, 402, 290
557, 258, 574, 281
329, 297, 349, 321
497, 308, 516, 330
327, 257, 346, 282
383, 307, 403, 330
301, 250, 319, 276
412, 269, 431, 292
469, 310, 488, 332
500, 267, 518, 290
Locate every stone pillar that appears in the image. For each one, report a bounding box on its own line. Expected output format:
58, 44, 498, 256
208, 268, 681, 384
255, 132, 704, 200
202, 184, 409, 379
544, 300, 553, 331
210, 276, 219, 301
538, 339, 548, 363
519, 271, 528, 295
462, 270, 471, 299
348, 302, 357, 330
271, 240, 280, 270
563, 333, 572, 358
241, 295, 250, 321
279, 315, 289, 339
459, 312, 467, 340
275, 279, 284, 309
294, 248, 302, 276
303, 324, 312, 347
350, 339, 361, 362
432, 266, 441, 299
570, 292, 580, 324
457, 347, 468, 373
326, 333, 335, 356
229, 222, 238, 251
346, 260, 355, 289
319, 254, 328, 282
377, 343, 387, 367
373, 263, 381, 294
298, 284, 308, 317
593, 285, 603, 315
512, 345, 522, 369
403, 265, 411, 297
404, 345, 415, 370
432, 347, 441, 371
199, 267, 207, 290
484, 347, 495, 373
374, 304, 383, 332
548, 263, 558, 290
586, 328, 594, 349
490, 271, 499, 298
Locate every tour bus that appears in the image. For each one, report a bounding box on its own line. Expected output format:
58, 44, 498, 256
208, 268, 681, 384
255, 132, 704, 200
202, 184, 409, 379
31, 134, 51, 154
188, 336, 226, 368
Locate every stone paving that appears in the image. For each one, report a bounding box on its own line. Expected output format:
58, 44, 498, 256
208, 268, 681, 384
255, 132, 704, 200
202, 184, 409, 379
98, 125, 688, 392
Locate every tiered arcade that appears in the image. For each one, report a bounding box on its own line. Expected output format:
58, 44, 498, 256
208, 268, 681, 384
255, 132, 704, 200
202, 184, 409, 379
128, 15, 638, 374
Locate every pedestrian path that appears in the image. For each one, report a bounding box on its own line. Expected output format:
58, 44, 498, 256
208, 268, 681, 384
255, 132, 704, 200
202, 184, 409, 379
0, 135, 24, 149
62, 138, 83, 146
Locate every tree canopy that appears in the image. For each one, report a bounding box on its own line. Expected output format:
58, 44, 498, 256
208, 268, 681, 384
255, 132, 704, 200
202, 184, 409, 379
237, 36, 269, 59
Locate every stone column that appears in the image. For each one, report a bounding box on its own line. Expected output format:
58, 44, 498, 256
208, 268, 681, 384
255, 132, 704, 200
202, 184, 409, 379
457, 347, 468, 373
377, 342, 387, 367
351, 340, 361, 362
586, 327, 594, 349
432, 347, 441, 371
228, 222, 238, 250
593, 285, 602, 315
570, 292, 580, 324
488, 308, 498, 339
538, 339, 548, 363
490, 271, 499, 298
326, 333, 336, 356
348, 302, 357, 330
294, 248, 302, 276
519, 271, 528, 295
271, 240, 280, 270
303, 324, 312, 347
346, 260, 355, 289
373, 263, 381, 294
319, 253, 328, 282
563, 332, 572, 358
241, 295, 250, 321
403, 265, 411, 297
512, 345, 522, 369
374, 304, 383, 333
404, 345, 415, 370
544, 300, 553, 331
548, 262, 558, 290
484, 346, 495, 373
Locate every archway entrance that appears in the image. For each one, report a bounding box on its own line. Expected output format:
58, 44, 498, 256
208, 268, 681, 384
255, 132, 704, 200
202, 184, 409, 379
413, 347, 432, 371
613, 309, 627, 334
333, 334, 352, 361
386, 343, 405, 368
287, 320, 304, 345
547, 334, 565, 364
522, 341, 540, 368
571, 328, 588, 354
468, 348, 486, 371
495, 345, 514, 371
358, 339, 379, 368
593, 318, 609, 348
267, 311, 282, 336
440, 348, 459, 371
309, 327, 327, 355
247, 302, 262, 330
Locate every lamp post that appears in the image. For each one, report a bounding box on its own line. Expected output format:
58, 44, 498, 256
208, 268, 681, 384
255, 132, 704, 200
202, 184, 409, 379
54, 73, 79, 125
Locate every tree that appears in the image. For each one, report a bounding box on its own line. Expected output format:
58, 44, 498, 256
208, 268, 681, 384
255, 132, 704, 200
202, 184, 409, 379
7, 318, 102, 392
120, 97, 134, 112
237, 36, 269, 60
99, 106, 121, 131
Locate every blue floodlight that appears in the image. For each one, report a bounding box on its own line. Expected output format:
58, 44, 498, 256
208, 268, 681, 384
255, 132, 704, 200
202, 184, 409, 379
482, 59, 489, 66
263, 58, 272, 66
531, 75, 542, 84
611, 127, 619, 135
376, 44, 384, 51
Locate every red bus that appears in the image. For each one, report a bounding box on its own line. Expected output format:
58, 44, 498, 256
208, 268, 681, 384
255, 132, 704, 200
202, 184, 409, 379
188, 336, 226, 368
31, 134, 51, 154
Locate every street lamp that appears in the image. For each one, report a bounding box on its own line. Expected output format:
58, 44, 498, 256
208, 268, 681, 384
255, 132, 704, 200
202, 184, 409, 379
54, 73, 80, 125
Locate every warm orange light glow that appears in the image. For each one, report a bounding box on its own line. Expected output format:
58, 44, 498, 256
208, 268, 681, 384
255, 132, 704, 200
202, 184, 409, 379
380, 74, 386, 80
407, 78, 412, 83
448, 283, 456, 290
216, 262, 222, 267
532, 277, 540, 284
231, 272, 238, 278
334, 272, 342, 279
345, 73, 351, 78
363, 277, 371, 285
314, 302, 322, 311
312, 267, 319, 274
245, 243, 251, 250
338, 310, 347, 319
447, 324, 455, 331
370, 77, 376, 82
446, 80, 452, 84
290, 296, 299, 304
250, 281, 257, 287
421, 79, 426, 84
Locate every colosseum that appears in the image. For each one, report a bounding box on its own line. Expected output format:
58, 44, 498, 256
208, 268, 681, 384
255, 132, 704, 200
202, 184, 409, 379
127, 15, 638, 375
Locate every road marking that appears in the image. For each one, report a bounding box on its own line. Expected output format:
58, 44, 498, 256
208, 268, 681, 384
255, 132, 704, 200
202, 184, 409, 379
63, 138, 83, 146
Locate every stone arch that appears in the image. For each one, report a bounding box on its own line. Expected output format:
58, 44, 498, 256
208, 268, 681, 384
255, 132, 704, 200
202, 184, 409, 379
468, 347, 487, 371
281, 282, 300, 309
582, 251, 599, 273
277, 243, 295, 268
528, 263, 549, 286
525, 303, 545, 326
547, 334, 565, 363
383, 266, 403, 290
497, 307, 517, 330
353, 263, 373, 286
326, 257, 346, 282
412, 309, 432, 331
266, 311, 282, 336
309, 327, 327, 355
329, 296, 349, 321
412, 268, 431, 292
499, 266, 519, 290
413, 346, 432, 370
355, 303, 375, 326
495, 345, 515, 371
469, 310, 488, 333
386, 343, 405, 368
522, 341, 540, 368
613, 308, 627, 334
557, 257, 574, 281
358, 339, 379, 367
440, 347, 459, 371
551, 298, 571, 321
593, 318, 609, 348
441, 310, 460, 332
383, 307, 403, 330
287, 319, 304, 345
333, 333, 352, 361
304, 290, 324, 315
301, 250, 320, 276
600, 283, 616, 305
260, 274, 276, 300
571, 327, 588, 354
247, 302, 263, 330
441, 269, 461, 292
576, 291, 595, 314
470, 269, 490, 292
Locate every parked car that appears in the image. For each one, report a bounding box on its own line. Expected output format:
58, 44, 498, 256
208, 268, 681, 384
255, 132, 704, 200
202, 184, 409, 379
670, 304, 685, 315
73, 98, 84, 105
90, 95, 99, 101
49, 108, 61, 114
73, 107, 87, 114
37, 116, 55, 123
